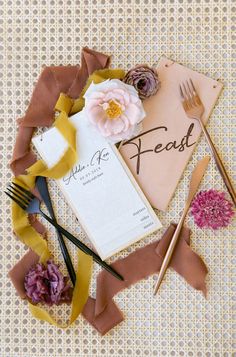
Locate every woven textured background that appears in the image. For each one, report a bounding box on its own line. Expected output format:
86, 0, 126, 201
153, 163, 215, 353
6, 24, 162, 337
0, 0, 235, 356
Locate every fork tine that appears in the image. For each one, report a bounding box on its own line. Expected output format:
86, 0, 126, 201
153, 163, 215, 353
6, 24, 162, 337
8, 184, 31, 202
186, 80, 196, 107
189, 78, 202, 104
11, 182, 34, 199
182, 82, 190, 101
5, 191, 27, 210
184, 80, 194, 101
180, 83, 189, 102
6, 187, 30, 206
179, 84, 185, 99
186, 80, 193, 98
189, 78, 196, 93
180, 83, 190, 110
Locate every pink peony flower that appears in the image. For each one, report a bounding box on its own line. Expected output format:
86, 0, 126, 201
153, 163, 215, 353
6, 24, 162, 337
191, 189, 234, 230
24, 260, 72, 305
83, 79, 146, 143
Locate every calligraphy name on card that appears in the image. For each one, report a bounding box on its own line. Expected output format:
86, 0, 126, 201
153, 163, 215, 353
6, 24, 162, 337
120, 57, 223, 211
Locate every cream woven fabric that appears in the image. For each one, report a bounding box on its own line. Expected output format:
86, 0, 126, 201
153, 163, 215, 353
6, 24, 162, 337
0, 1, 235, 356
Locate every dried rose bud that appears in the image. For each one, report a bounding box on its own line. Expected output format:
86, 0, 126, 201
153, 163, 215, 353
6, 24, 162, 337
123, 65, 160, 99
24, 260, 72, 306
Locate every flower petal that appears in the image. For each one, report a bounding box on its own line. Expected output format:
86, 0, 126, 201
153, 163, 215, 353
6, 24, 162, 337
124, 103, 143, 125
104, 118, 125, 135
120, 114, 130, 132
86, 106, 106, 124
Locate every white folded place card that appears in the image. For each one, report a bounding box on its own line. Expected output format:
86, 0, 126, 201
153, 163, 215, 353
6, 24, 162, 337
33, 111, 162, 260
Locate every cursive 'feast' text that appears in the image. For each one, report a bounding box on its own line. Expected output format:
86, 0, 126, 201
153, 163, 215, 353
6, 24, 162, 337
123, 123, 196, 174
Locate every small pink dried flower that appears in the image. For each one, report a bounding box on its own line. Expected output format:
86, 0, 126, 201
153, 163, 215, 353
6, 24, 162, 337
123, 65, 160, 99
24, 260, 73, 306
191, 189, 234, 230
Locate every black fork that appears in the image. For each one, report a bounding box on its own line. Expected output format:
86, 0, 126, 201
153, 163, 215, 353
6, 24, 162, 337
6, 182, 124, 281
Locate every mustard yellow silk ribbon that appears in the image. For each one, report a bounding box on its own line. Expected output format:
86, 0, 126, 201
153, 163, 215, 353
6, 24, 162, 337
29, 249, 92, 327
11, 68, 125, 327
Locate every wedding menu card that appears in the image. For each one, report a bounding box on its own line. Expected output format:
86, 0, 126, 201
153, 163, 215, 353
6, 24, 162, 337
120, 57, 223, 211
33, 111, 162, 260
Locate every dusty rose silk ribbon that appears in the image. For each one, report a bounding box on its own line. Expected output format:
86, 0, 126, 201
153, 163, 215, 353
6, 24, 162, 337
9, 224, 208, 334
11, 47, 110, 176
82, 224, 208, 334
9, 48, 208, 334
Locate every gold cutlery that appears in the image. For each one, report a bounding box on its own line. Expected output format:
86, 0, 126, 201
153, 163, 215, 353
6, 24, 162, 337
153, 156, 210, 295
180, 79, 236, 207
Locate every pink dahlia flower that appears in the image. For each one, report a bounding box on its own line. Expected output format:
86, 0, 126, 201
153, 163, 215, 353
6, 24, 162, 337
191, 189, 234, 230
84, 79, 146, 143
24, 260, 72, 305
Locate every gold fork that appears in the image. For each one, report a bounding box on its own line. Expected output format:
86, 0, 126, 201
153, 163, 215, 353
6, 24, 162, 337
180, 79, 236, 207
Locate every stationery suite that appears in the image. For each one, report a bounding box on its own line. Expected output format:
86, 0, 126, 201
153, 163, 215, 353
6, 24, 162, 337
9, 48, 234, 336
33, 111, 162, 260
